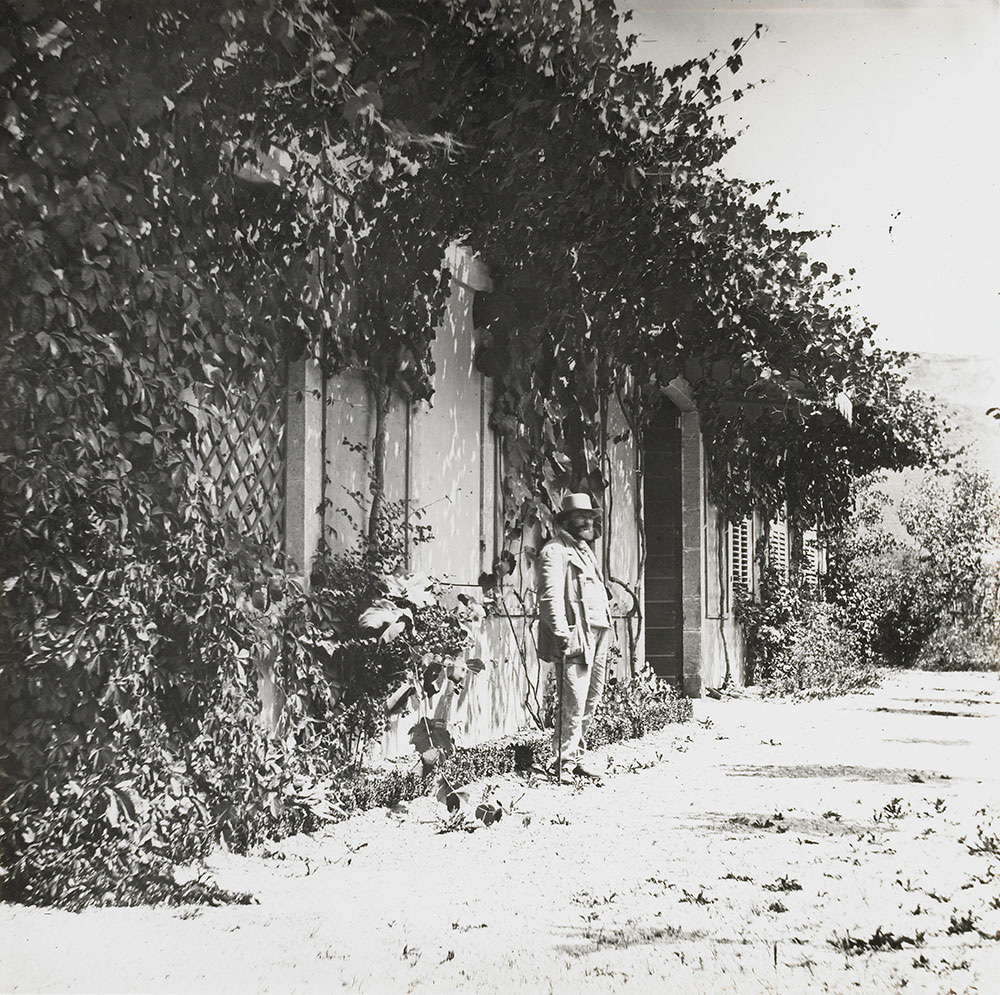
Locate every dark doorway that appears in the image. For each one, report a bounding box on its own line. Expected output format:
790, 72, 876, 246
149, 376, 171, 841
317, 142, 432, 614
643, 402, 684, 689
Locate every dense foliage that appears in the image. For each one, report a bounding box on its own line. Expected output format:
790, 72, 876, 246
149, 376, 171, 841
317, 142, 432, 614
0, 482, 328, 909
1, 0, 950, 907
736, 573, 879, 698
825, 470, 1000, 672
279, 502, 477, 762
742, 467, 1000, 698
822, 481, 935, 669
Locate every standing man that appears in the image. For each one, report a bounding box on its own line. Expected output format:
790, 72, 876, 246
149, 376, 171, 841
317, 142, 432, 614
536, 493, 612, 780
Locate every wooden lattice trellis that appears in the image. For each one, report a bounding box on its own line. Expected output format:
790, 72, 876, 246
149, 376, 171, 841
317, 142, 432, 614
194, 362, 287, 548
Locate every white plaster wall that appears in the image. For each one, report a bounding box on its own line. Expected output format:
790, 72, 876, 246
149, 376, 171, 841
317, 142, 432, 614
679, 408, 705, 697
408, 277, 492, 585
605, 394, 644, 680
323, 369, 407, 558
298, 246, 648, 758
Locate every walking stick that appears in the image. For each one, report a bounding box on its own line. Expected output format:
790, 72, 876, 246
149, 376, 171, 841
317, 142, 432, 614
556, 653, 564, 785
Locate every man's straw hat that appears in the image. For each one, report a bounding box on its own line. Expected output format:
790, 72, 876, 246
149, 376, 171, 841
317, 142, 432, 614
556, 492, 601, 523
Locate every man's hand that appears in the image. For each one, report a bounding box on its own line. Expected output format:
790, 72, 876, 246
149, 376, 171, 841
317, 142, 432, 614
555, 633, 570, 659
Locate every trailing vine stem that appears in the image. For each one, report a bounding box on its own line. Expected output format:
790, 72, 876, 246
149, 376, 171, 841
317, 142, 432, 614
366, 374, 393, 558
0, 0, 956, 910
497, 586, 544, 730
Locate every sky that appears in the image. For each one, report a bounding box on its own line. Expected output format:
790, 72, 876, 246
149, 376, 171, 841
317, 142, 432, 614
625, 0, 1000, 359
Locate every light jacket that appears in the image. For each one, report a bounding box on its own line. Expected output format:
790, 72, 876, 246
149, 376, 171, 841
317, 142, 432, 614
536, 529, 611, 663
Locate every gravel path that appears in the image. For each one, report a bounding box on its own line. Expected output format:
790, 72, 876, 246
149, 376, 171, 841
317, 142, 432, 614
3, 668, 999, 994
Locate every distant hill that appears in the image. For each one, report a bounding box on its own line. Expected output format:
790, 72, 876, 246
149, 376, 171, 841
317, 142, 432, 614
875, 353, 1000, 543
904, 352, 1000, 481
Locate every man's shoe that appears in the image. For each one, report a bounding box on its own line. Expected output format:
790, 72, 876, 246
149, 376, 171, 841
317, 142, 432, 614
545, 762, 574, 783
572, 760, 602, 780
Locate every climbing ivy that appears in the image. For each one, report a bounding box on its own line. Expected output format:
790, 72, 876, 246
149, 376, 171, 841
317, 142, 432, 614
1, 0, 951, 906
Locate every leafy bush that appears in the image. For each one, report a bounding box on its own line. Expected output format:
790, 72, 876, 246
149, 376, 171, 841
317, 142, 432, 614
915, 617, 1000, 672
735, 578, 803, 686
826, 470, 1000, 671
738, 577, 879, 698
279, 502, 482, 764
542, 663, 692, 742
587, 670, 693, 745
763, 601, 877, 699
823, 481, 934, 668
0, 475, 336, 910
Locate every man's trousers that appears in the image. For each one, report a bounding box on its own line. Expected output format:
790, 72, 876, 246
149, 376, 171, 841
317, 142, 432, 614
553, 625, 611, 765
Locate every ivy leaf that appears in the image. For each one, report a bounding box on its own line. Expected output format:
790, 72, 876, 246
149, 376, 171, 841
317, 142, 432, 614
385, 683, 416, 715
475, 802, 503, 826
422, 661, 444, 697
358, 598, 412, 632
379, 619, 408, 644
435, 774, 471, 812
341, 87, 383, 123
493, 550, 516, 578
35, 20, 71, 58
411, 718, 455, 760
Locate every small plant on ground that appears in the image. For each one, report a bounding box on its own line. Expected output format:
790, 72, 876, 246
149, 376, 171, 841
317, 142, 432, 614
882, 797, 908, 820
964, 814, 1000, 856
828, 927, 925, 955
679, 888, 714, 905
947, 912, 978, 935
763, 876, 802, 893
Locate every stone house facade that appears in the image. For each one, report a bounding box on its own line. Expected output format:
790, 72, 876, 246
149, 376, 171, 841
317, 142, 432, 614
265, 245, 802, 756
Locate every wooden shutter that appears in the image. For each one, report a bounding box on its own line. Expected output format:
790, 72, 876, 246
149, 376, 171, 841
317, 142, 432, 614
802, 528, 820, 592
768, 516, 789, 581
729, 518, 753, 601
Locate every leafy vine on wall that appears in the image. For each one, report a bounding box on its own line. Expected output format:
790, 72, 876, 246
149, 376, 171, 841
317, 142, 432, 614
0, 0, 952, 906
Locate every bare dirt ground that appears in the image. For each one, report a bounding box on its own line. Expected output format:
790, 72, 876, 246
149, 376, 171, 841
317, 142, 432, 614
3, 668, 999, 995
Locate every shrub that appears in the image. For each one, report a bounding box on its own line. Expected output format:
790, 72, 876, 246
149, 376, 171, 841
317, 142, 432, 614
542, 664, 692, 742
915, 617, 1000, 672
735, 579, 804, 685
587, 670, 692, 746
826, 470, 1000, 672
279, 501, 482, 764
738, 577, 879, 698
762, 600, 877, 698
0, 480, 333, 910
823, 481, 936, 668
